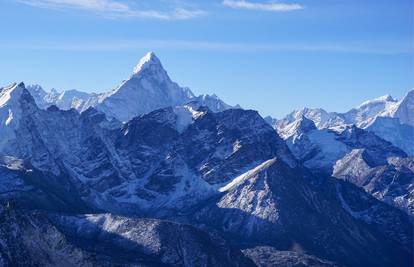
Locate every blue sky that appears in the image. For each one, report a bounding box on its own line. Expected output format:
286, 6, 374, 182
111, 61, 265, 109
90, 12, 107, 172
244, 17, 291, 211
0, 0, 413, 118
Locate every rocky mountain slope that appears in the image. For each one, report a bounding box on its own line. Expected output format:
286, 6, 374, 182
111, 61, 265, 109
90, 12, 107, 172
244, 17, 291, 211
275, 115, 413, 215
0, 202, 254, 267
243, 246, 340, 267
193, 157, 412, 267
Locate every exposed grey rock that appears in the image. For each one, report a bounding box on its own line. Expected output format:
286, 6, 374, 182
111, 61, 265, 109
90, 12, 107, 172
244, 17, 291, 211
193, 158, 413, 267
277, 116, 413, 215
243, 246, 341, 267
0, 203, 254, 267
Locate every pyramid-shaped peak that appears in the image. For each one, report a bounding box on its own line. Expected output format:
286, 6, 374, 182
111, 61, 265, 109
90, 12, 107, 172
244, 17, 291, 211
133, 51, 163, 75
0, 82, 26, 106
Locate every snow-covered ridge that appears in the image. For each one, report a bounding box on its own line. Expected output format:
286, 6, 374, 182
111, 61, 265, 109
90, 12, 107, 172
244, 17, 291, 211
0, 82, 24, 108
25, 52, 237, 123
27, 84, 96, 111
0, 83, 27, 150
275, 89, 414, 155
219, 158, 277, 192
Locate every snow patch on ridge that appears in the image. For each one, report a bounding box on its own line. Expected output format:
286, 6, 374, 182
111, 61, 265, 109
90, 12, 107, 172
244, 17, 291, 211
219, 158, 277, 192
173, 105, 205, 133
0, 83, 25, 150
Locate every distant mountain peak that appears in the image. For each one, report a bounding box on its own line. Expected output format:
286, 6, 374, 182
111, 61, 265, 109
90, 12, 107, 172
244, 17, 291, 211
19, 52, 235, 123
0, 82, 25, 108
392, 89, 414, 127
132, 51, 163, 75
377, 94, 394, 102
358, 94, 397, 108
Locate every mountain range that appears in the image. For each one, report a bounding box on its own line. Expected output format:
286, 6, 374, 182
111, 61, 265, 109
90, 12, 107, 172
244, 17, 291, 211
272, 90, 414, 156
27, 52, 236, 123
0, 52, 413, 267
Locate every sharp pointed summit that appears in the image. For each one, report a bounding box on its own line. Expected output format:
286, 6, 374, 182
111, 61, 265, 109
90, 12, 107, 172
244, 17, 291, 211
0, 82, 28, 108
133, 51, 162, 75
20, 52, 236, 123
131, 52, 169, 83
0, 82, 38, 151
95, 52, 195, 122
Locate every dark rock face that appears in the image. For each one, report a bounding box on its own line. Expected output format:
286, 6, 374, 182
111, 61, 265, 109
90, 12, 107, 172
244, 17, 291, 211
243, 246, 341, 267
176, 109, 295, 185
0, 203, 254, 267
0, 157, 91, 213
336, 125, 407, 166
0, 203, 97, 267
279, 118, 413, 215
193, 158, 412, 267
333, 154, 414, 215
52, 213, 254, 267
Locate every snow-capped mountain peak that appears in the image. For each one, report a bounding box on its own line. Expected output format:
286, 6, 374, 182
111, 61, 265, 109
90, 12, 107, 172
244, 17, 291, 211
20, 53, 236, 123
132, 51, 161, 75
0, 82, 38, 151
130, 51, 171, 84
0, 83, 23, 108
96, 52, 196, 122
27, 84, 94, 111
393, 89, 414, 127
275, 89, 414, 155
277, 115, 316, 139
0, 82, 35, 113
357, 94, 396, 108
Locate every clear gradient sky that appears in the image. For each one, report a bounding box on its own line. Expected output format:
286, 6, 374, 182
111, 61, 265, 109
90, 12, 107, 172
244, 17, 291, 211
0, 0, 413, 118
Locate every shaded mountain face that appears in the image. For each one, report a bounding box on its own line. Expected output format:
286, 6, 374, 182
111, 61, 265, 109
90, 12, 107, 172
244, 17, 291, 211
0, 203, 254, 267
51, 213, 254, 267
276, 116, 413, 215
243, 246, 341, 267
280, 117, 406, 172
274, 90, 414, 156
27, 52, 237, 123
194, 158, 412, 267
0, 203, 96, 267
333, 154, 414, 215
